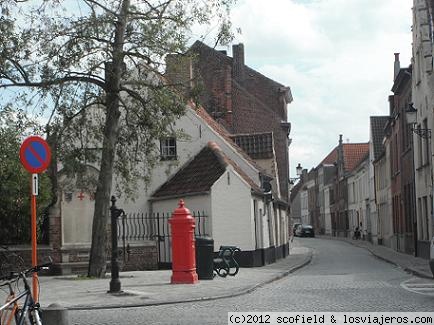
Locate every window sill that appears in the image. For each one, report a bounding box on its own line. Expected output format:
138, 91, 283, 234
160, 156, 178, 161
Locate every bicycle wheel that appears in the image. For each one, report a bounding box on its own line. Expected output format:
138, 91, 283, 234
0, 254, 25, 279
15, 306, 34, 325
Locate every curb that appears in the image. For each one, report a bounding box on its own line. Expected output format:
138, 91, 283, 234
66, 249, 313, 311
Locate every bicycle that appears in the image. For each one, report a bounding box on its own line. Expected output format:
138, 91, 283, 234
0, 261, 51, 325
0, 247, 25, 280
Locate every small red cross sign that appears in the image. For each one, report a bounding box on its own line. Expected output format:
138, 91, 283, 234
77, 192, 85, 201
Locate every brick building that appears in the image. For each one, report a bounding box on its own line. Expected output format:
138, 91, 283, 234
386, 53, 416, 254
166, 41, 293, 203
320, 136, 369, 237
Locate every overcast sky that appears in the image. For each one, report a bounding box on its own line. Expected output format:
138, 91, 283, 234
209, 0, 413, 177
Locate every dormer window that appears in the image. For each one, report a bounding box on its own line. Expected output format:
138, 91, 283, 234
160, 137, 177, 160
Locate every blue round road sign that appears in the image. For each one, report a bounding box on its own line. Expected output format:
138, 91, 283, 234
19, 136, 51, 174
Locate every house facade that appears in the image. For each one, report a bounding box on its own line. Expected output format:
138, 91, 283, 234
49, 41, 294, 273
387, 54, 416, 255
347, 155, 370, 240
411, 0, 434, 258
166, 41, 293, 204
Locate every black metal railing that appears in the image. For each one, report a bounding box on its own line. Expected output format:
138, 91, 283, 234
116, 210, 210, 266
117, 211, 210, 242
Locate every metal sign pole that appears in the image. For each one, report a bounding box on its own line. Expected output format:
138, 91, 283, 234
31, 173, 38, 302
19, 136, 51, 303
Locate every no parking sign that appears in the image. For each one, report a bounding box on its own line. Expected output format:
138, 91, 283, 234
19, 136, 51, 174
19, 135, 51, 303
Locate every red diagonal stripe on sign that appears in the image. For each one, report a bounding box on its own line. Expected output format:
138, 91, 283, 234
27, 143, 45, 166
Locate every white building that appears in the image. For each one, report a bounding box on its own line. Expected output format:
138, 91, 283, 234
347, 155, 370, 240
411, 0, 434, 258
56, 104, 289, 272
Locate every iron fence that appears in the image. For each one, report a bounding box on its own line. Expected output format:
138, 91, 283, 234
117, 210, 210, 267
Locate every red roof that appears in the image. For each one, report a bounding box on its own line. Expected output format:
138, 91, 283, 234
343, 143, 369, 172
320, 143, 369, 172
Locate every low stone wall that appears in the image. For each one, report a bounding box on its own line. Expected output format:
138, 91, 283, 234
120, 242, 158, 271
2, 245, 53, 268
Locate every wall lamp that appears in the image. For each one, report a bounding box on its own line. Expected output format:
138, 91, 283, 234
406, 103, 432, 139
289, 163, 303, 191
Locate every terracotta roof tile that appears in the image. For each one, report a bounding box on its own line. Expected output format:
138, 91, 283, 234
319, 143, 369, 173
343, 143, 369, 172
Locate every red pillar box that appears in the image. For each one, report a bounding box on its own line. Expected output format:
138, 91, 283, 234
169, 200, 199, 284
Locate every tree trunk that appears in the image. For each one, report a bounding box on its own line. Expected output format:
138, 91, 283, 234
88, 0, 130, 278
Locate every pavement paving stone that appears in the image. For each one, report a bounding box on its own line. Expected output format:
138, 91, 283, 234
37, 246, 312, 310
319, 235, 433, 279
33, 236, 434, 311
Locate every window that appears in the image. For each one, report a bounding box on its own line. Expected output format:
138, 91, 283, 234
160, 137, 177, 160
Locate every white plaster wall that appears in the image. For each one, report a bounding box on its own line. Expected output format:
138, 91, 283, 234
375, 147, 393, 246
412, 0, 434, 242
122, 107, 262, 214
255, 199, 271, 249
61, 191, 95, 246
151, 196, 211, 218
324, 187, 332, 235
369, 138, 379, 243
211, 168, 256, 251
301, 190, 308, 225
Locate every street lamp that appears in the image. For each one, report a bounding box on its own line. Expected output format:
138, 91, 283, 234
406, 103, 432, 139
289, 163, 303, 191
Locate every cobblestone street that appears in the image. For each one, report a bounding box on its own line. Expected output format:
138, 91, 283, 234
70, 238, 434, 325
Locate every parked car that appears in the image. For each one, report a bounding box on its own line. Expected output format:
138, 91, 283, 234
295, 224, 315, 237
292, 223, 301, 236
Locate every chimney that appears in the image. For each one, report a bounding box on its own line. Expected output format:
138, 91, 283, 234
393, 53, 400, 81
232, 43, 245, 82
337, 134, 344, 173
165, 54, 194, 96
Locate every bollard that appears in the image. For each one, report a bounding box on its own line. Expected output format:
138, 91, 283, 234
169, 200, 198, 284
430, 237, 434, 277
43, 303, 70, 325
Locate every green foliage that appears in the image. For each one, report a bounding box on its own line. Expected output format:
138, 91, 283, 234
0, 109, 52, 245
0, 0, 236, 199
0, 0, 236, 276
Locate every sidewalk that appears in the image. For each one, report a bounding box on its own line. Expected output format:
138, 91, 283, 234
38, 245, 312, 310
322, 235, 433, 279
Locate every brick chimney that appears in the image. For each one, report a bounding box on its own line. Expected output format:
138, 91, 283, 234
232, 43, 245, 82
393, 53, 400, 81
224, 65, 233, 127
337, 134, 344, 174
165, 54, 194, 96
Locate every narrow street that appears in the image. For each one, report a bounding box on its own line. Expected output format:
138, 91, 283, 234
71, 238, 434, 325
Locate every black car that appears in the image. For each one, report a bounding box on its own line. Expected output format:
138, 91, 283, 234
295, 224, 315, 237
292, 223, 301, 236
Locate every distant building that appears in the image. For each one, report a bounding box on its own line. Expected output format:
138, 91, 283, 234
370, 116, 391, 246
387, 53, 416, 254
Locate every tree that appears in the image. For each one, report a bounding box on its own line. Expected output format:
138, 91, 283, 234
0, 108, 52, 245
0, 0, 235, 277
